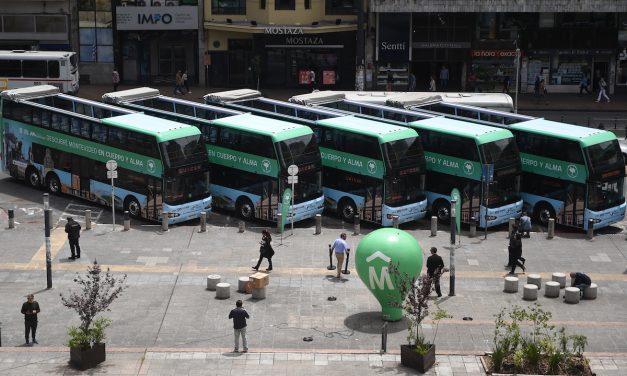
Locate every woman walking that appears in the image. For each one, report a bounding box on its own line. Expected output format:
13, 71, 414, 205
508, 230, 526, 274
252, 229, 274, 271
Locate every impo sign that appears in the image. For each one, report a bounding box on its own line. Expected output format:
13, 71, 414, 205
116, 6, 198, 30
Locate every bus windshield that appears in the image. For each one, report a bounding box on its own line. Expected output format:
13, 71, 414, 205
384, 173, 425, 207
160, 135, 207, 169
587, 176, 625, 212
382, 137, 425, 171
486, 172, 520, 207
69, 54, 78, 71
284, 170, 323, 204
585, 140, 624, 177
164, 170, 210, 205
480, 137, 519, 165
277, 133, 321, 168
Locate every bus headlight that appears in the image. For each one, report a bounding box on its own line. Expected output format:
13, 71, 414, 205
592, 218, 602, 224
169, 212, 180, 218
487, 215, 497, 220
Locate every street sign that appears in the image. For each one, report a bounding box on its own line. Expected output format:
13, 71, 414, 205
287, 164, 299, 176
287, 175, 298, 184
106, 160, 118, 171
107, 170, 118, 179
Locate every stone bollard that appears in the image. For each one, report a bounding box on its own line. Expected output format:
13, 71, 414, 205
276, 213, 282, 234
508, 217, 516, 238
162, 212, 169, 232
85, 209, 92, 230
252, 287, 266, 299
238, 221, 245, 233
199, 211, 207, 233
392, 215, 399, 229
504, 276, 519, 293
353, 214, 360, 235
527, 274, 542, 289
206, 274, 221, 290
547, 218, 555, 239
564, 287, 581, 304
583, 283, 598, 300
430, 216, 437, 237
8, 209, 14, 229
544, 281, 560, 298
587, 218, 594, 239
314, 214, 322, 235
523, 284, 538, 301
552, 272, 567, 288
215, 283, 231, 299
123, 211, 130, 231
238, 276, 250, 293
469, 217, 476, 238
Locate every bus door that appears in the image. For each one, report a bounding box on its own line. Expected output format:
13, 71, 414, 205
70, 155, 91, 199
362, 182, 383, 223
145, 178, 161, 221
461, 181, 482, 223
259, 179, 278, 221
563, 183, 585, 227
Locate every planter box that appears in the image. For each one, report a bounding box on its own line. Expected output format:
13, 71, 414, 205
400, 344, 436, 373
70, 343, 106, 370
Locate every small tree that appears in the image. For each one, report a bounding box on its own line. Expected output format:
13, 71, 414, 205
60, 260, 127, 349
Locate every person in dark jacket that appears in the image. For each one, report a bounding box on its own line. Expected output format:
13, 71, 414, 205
426, 247, 445, 297
252, 229, 274, 271
65, 217, 81, 260
21, 294, 40, 345
569, 272, 592, 297
229, 300, 249, 352
508, 231, 526, 274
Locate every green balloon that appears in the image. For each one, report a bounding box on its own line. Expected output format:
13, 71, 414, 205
355, 228, 422, 321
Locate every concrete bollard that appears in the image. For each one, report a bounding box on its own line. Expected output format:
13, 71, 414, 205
276, 213, 282, 234
206, 274, 221, 290
238, 220, 246, 233
252, 287, 266, 300
552, 272, 567, 288
583, 283, 598, 300
123, 211, 130, 231
199, 211, 207, 233
504, 276, 519, 293
523, 284, 538, 301
161, 212, 169, 232
353, 214, 360, 235
547, 218, 555, 239
238, 276, 250, 293
215, 283, 231, 299
85, 209, 92, 230
527, 274, 542, 289
544, 281, 560, 298
587, 218, 594, 239
430, 216, 437, 237
508, 217, 516, 238
8, 209, 14, 229
564, 287, 581, 304
392, 215, 399, 229
314, 214, 322, 235
469, 217, 476, 238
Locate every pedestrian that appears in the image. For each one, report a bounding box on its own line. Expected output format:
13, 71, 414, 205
252, 229, 274, 271
228, 300, 249, 353
502, 76, 511, 94
538, 79, 547, 104
508, 230, 525, 274
568, 272, 591, 298
330, 232, 348, 278
112, 67, 120, 92
595, 77, 610, 103
533, 75, 541, 99
426, 247, 445, 297
579, 74, 591, 95
429, 75, 437, 91
468, 71, 477, 92
174, 70, 184, 95
309, 69, 316, 92
182, 70, 190, 94
519, 212, 532, 238
439, 65, 449, 90
21, 294, 40, 345
407, 72, 416, 91
386, 66, 394, 91
65, 216, 81, 260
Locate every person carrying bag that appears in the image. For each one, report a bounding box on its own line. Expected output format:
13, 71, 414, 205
252, 229, 274, 271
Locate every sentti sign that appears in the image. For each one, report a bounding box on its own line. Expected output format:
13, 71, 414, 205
116, 6, 198, 30
377, 12, 410, 63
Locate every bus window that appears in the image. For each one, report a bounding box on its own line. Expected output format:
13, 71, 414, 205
40, 109, 51, 128
109, 128, 128, 149
70, 118, 82, 136
32, 108, 43, 126
80, 120, 92, 139
0, 60, 21, 77
48, 61, 60, 78
22, 60, 47, 78
91, 123, 107, 143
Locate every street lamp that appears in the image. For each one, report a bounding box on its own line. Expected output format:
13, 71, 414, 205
449, 199, 456, 296
514, 47, 521, 113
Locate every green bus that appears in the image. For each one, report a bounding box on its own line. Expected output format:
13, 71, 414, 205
1, 85, 212, 224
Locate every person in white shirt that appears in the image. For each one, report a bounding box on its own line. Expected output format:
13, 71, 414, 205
330, 233, 348, 278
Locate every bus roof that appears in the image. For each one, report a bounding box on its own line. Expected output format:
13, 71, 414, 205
316, 116, 418, 143
0, 50, 75, 60
1, 85, 60, 101
211, 113, 313, 142
511, 118, 617, 147
409, 116, 514, 144
102, 113, 200, 142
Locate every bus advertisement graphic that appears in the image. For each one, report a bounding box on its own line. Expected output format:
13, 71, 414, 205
520, 153, 587, 183
206, 145, 278, 177
424, 151, 482, 180
319, 147, 384, 179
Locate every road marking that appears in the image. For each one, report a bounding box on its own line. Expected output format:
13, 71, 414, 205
27, 227, 67, 266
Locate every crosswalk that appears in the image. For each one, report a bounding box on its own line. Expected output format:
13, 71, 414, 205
58, 203, 105, 225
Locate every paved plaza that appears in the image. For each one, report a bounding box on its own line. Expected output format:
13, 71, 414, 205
0, 173, 626, 375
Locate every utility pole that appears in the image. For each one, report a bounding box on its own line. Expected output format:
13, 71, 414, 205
449, 199, 456, 296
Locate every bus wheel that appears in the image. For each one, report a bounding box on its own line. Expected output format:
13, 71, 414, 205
26, 168, 41, 188
124, 197, 141, 218
47, 174, 61, 194
434, 200, 451, 222
535, 203, 555, 225
339, 199, 357, 222
236, 198, 255, 220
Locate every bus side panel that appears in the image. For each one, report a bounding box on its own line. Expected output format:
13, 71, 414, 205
520, 193, 563, 222
164, 196, 212, 224
381, 199, 427, 226
279, 195, 324, 223
484, 199, 523, 228
322, 187, 365, 213
584, 203, 626, 230
209, 184, 261, 212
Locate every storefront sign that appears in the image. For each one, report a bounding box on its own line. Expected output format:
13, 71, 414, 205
413, 41, 470, 49
264, 27, 304, 35
377, 13, 410, 63
528, 49, 614, 56
471, 49, 518, 58
116, 6, 198, 30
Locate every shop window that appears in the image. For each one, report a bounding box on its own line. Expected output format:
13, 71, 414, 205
211, 0, 245, 15
275, 0, 295, 11
260, 0, 265, 9
304, 0, 310, 9
325, 0, 356, 15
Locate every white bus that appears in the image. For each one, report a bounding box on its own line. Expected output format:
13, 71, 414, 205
0, 50, 79, 94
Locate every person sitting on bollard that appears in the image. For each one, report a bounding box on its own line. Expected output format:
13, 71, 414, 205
568, 272, 591, 298
331, 233, 348, 279
519, 212, 532, 238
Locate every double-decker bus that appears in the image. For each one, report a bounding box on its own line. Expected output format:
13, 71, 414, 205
102, 88, 324, 224
396, 101, 626, 230
286, 92, 523, 227
0, 50, 79, 94
1, 85, 211, 224
204, 90, 428, 226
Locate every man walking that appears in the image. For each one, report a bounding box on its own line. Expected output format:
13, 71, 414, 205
439, 65, 449, 90
228, 300, 249, 353
65, 217, 81, 260
21, 294, 40, 345
426, 247, 445, 297
331, 233, 348, 278
595, 77, 610, 103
